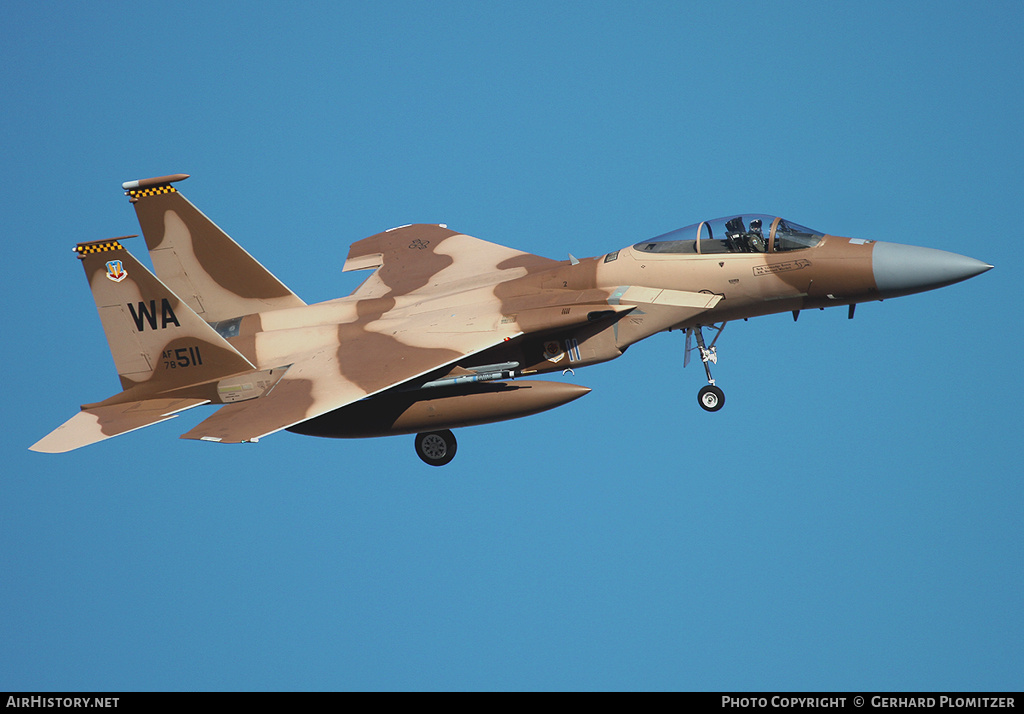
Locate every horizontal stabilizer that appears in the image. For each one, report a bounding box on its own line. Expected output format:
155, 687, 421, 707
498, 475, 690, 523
30, 398, 209, 453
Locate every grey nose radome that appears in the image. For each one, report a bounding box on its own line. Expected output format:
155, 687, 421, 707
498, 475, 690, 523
872, 241, 992, 298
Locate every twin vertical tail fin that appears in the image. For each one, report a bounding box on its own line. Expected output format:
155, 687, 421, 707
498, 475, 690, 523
74, 236, 256, 392
30, 237, 287, 453
124, 174, 305, 322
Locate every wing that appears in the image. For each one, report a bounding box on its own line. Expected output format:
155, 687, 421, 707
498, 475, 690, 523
183, 225, 557, 444
180, 329, 521, 444
342, 223, 560, 299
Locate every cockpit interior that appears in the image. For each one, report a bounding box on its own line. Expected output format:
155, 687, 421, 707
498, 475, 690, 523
633, 215, 823, 255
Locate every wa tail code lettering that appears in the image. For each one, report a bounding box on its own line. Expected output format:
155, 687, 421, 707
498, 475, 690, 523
128, 299, 180, 331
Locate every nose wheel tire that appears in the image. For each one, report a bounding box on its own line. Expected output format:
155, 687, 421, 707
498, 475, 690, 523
415, 430, 458, 466
698, 385, 725, 412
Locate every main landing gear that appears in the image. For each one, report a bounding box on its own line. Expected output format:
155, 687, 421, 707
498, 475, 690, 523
414, 429, 458, 466
685, 323, 726, 412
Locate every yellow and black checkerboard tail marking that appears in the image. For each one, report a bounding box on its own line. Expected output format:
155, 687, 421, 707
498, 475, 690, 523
74, 236, 136, 258
122, 173, 190, 203
126, 184, 177, 202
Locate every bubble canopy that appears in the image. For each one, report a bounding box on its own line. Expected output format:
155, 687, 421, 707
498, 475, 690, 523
633, 215, 824, 255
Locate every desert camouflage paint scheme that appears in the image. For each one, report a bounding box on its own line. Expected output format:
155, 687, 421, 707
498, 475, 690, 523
31, 175, 992, 464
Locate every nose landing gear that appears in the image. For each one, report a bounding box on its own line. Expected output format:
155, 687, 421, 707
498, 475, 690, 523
698, 384, 725, 412
685, 323, 726, 412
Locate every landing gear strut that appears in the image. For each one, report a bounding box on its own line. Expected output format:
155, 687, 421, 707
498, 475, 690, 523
415, 429, 458, 466
685, 324, 726, 412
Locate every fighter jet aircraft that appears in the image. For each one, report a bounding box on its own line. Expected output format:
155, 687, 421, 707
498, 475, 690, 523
31, 174, 992, 465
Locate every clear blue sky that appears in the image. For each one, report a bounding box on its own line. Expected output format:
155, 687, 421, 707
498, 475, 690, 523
2, 0, 1020, 691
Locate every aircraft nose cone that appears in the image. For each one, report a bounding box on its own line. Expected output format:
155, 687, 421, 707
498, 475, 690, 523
872, 241, 992, 298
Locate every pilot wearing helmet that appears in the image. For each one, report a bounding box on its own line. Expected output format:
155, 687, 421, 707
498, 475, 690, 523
748, 218, 766, 252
